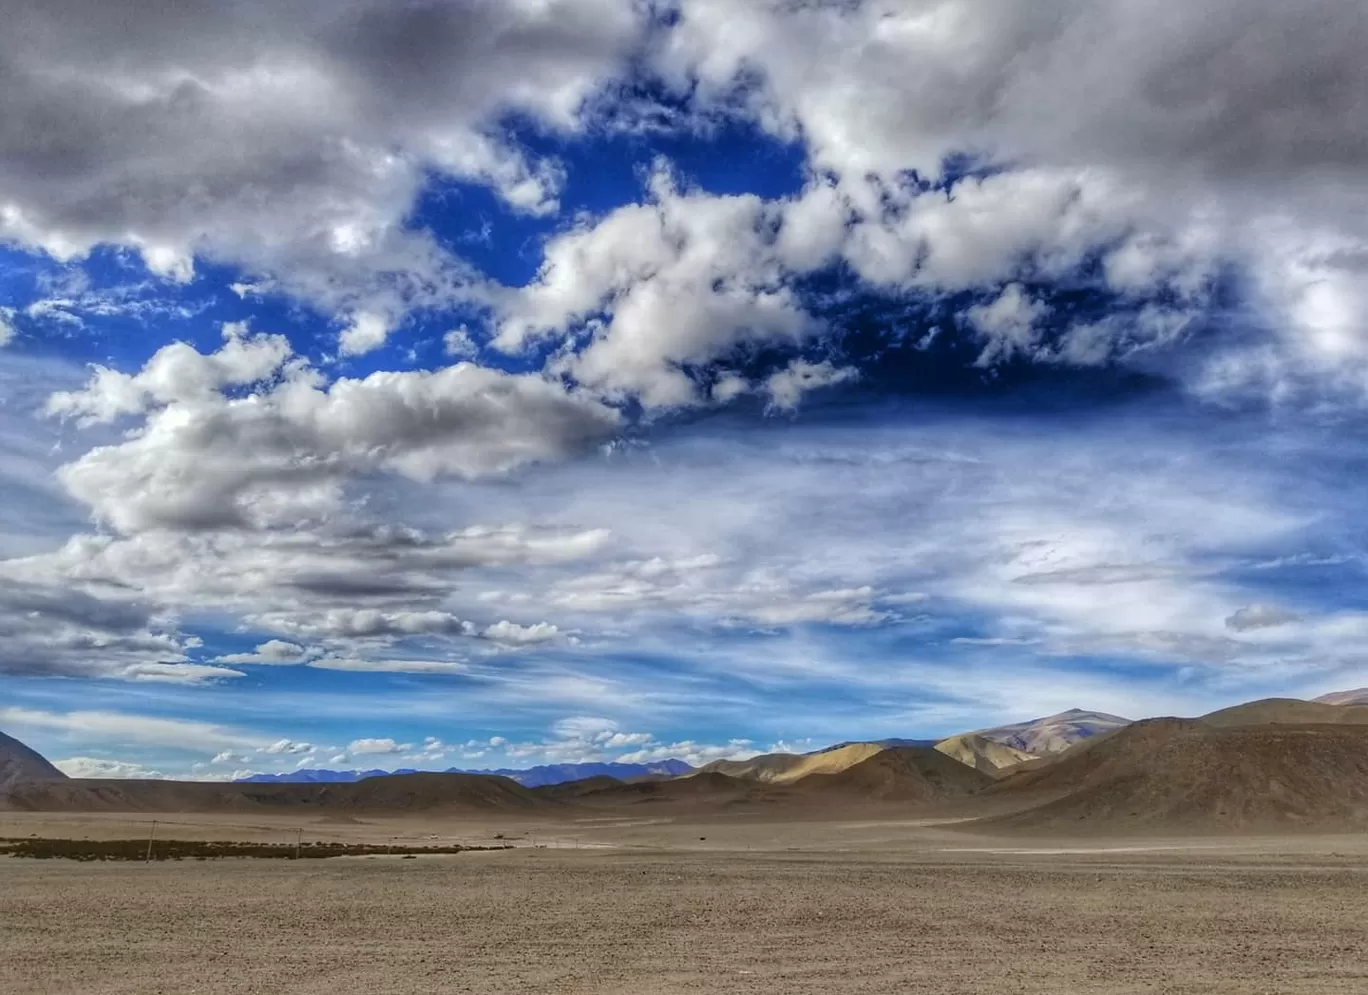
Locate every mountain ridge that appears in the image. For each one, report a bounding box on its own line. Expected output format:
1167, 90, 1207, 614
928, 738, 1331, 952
971, 708, 1133, 756
236, 758, 694, 787
0, 730, 68, 791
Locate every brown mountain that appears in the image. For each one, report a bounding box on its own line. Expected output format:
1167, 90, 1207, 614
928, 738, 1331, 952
530, 769, 810, 816
982, 718, 1368, 832
1199, 697, 1368, 727
0, 729, 67, 792
697, 742, 886, 784
934, 733, 1038, 775
973, 709, 1131, 756
1313, 687, 1368, 706
799, 746, 994, 803
531, 774, 625, 800
0, 771, 549, 814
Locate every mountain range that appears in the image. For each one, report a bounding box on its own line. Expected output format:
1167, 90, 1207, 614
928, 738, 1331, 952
237, 759, 694, 787
11, 690, 1368, 833
7, 691, 1368, 833
229, 709, 1124, 786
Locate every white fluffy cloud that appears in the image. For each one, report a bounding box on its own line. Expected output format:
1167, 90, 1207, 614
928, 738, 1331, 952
0, 0, 649, 340
661, 0, 1368, 189
651, 0, 1368, 401
965, 284, 1052, 367
481, 620, 560, 645
348, 737, 408, 756
214, 640, 311, 666
497, 169, 820, 407
494, 163, 1215, 410
46, 322, 291, 424
763, 360, 858, 413
47, 331, 621, 534
338, 312, 392, 357
475, 716, 756, 768
260, 739, 313, 756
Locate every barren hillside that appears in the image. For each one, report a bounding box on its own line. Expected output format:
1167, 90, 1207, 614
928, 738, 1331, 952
698, 742, 885, 784
974, 709, 1131, 755
0, 771, 549, 814
935, 733, 1038, 775
1200, 697, 1368, 727
981, 719, 1368, 831
799, 746, 994, 803
0, 730, 67, 792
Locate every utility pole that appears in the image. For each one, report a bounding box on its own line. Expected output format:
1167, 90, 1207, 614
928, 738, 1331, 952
145, 820, 157, 863
295, 828, 303, 860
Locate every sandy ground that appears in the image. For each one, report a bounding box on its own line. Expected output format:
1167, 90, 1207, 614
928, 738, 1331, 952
5, 815, 1368, 994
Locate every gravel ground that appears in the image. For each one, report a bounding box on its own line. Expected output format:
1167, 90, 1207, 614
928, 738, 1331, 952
4, 847, 1368, 994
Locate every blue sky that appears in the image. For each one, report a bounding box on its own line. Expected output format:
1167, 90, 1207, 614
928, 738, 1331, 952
2, 0, 1368, 779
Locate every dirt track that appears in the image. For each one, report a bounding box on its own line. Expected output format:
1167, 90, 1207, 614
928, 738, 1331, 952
5, 840, 1368, 994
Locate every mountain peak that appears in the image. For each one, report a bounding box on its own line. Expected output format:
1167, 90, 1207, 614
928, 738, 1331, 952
973, 709, 1132, 756
1313, 688, 1368, 707
0, 729, 68, 791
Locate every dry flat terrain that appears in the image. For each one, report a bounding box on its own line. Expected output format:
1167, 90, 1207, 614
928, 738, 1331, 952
5, 820, 1368, 994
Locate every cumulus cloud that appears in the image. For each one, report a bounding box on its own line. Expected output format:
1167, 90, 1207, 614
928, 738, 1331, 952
616, 739, 757, 767
46, 322, 292, 425
2, 518, 609, 682
443, 327, 480, 359
654, 0, 1368, 401
966, 285, 1052, 366
497, 168, 820, 407
495, 163, 1212, 410
661, 0, 1368, 189
0, 307, 15, 347
338, 312, 392, 357
260, 739, 313, 756
48, 339, 622, 534
477, 715, 752, 768
214, 639, 310, 666
763, 360, 858, 413
0, 0, 649, 340
273, 609, 476, 640
481, 620, 560, 645
348, 737, 409, 756
0, 576, 221, 682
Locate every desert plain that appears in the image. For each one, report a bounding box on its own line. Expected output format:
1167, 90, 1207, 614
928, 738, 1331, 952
5, 809, 1368, 995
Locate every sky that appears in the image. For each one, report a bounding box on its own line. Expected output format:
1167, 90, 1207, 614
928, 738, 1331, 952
2, 0, 1368, 780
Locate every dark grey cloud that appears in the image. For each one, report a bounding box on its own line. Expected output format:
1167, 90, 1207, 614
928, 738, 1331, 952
1226, 604, 1302, 631
667, 0, 1368, 191
0, 0, 646, 330
0, 577, 221, 682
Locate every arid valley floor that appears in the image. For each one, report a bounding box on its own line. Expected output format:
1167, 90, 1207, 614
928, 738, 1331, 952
5, 812, 1368, 995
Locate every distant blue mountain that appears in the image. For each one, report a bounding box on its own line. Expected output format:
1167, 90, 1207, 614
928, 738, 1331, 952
235, 758, 694, 787
819, 738, 938, 753
237, 768, 414, 784
462, 759, 694, 787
